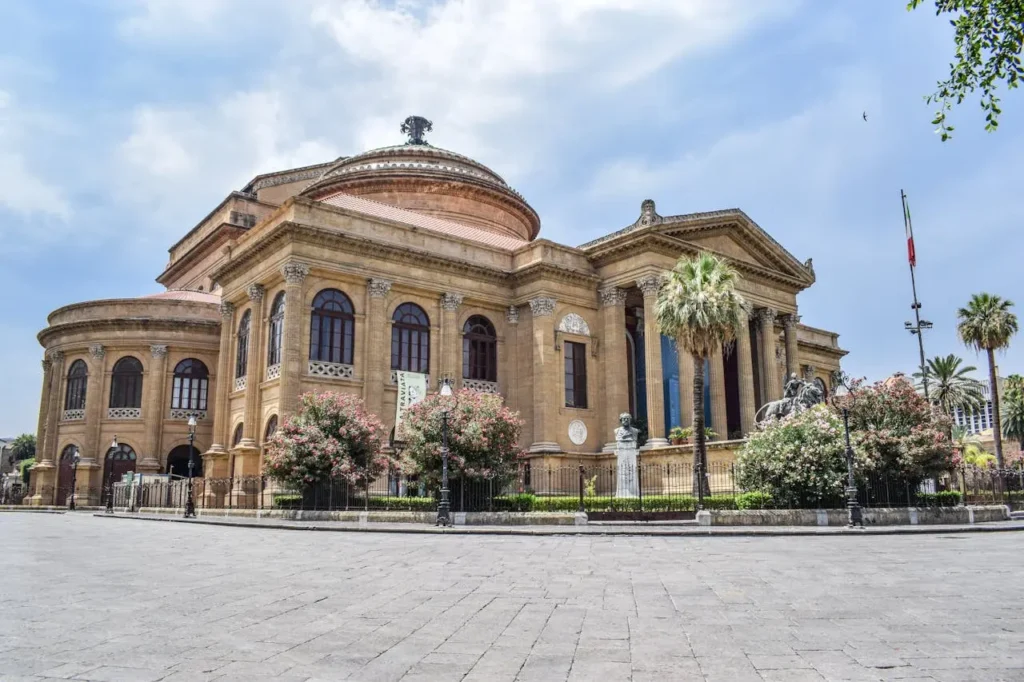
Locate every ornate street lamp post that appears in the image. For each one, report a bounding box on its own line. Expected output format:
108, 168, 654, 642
184, 413, 198, 519
68, 448, 81, 511
832, 374, 863, 528
436, 378, 454, 527
105, 435, 118, 514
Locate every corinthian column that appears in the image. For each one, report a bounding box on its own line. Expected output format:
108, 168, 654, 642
364, 278, 392, 420
783, 313, 800, 381
240, 285, 265, 446
141, 345, 168, 471
758, 308, 781, 402
600, 286, 628, 452
637, 276, 668, 448
208, 302, 234, 454
735, 312, 757, 437
440, 292, 463, 386
528, 297, 559, 453
279, 262, 310, 419
84, 344, 106, 464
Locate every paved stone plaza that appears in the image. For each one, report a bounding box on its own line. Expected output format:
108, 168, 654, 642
2, 514, 1023, 682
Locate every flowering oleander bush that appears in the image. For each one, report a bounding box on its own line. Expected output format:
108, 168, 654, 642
400, 389, 524, 489
264, 392, 392, 489
737, 404, 849, 509
834, 375, 954, 480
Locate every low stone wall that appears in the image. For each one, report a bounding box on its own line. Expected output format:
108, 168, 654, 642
700, 505, 1010, 527
136, 507, 581, 526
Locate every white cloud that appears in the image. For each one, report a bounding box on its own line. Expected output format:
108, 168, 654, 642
0, 89, 70, 224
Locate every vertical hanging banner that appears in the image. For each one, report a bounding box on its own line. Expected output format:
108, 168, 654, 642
395, 371, 428, 433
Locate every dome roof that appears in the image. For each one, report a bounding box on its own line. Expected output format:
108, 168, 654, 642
301, 116, 540, 242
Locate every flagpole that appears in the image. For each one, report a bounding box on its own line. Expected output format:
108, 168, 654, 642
901, 189, 931, 401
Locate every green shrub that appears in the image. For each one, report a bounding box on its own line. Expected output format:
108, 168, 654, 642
917, 491, 962, 507
735, 491, 773, 510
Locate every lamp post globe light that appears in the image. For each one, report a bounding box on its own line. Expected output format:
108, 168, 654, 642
68, 447, 81, 511
436, 377, 454, 527
184, 413, 198, 519
831, 374, 864, 528
105, 435, 118, 514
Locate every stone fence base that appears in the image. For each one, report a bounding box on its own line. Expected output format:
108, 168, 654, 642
697, 505, 1010, 527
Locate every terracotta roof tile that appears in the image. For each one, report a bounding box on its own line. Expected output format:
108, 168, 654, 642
320, 191, 528, 252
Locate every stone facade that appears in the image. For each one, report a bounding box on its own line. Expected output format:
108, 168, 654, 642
29, 119, 846, 505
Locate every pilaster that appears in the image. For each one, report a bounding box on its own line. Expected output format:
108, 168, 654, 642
364, 278, 392, 420
637, 276, 668, 448
141, 345, 168, 471
527, 297, 559, 453
599, 286, 628, 452
208, 302, 234, 454
279, 261, 310, 419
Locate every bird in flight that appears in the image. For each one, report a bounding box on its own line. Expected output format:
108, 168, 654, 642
862, 111, 868, 121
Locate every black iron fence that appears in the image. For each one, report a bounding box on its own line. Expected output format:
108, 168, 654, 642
109, 462, 1024, 515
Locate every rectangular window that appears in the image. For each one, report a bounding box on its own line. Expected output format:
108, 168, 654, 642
564, 341, 587, 408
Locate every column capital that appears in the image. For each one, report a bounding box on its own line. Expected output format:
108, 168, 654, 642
440, 292, 464, 311
599, 286, 627, 307
246, 283, 266, 302
150, 344, 168, 358
782, 313, 801, 330
756, 307, 777, 324
219, 301, 235, 318
636, 275, 662, 297
506, 305, 520, 325
88, 344, 105, 360
281, 261, 310, 284
528, 297, 556, 317
368, 278, 392, 298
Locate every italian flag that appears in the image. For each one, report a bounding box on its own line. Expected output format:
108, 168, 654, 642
903, 196, 916, 268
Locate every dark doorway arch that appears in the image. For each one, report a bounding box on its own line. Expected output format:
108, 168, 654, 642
102, 443, 137, 504
166, 444, 203, 479
56, 445, 78, 506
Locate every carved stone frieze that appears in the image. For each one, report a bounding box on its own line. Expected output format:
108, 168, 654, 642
368, 278, 393, 299
440, 292, 464, 311
528, 297, 556, 317
281, 261, 310, 284
599, 286, 627, 307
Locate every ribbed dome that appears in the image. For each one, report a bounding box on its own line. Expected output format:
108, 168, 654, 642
301, 117, 540, 242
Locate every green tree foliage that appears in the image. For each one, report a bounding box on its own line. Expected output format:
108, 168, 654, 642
913, 354, 985, 418
834, 376, 954, 481
264, 392, 392, 489
10, 434, 36, 461
655, 252, 748, 496
908, 0, 1024, 139
400, 389, 524, 489
737, 405, 848, 509
957, 293, 1018, 466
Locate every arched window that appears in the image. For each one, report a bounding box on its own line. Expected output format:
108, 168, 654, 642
109, 357, 143, 408
236, 309, 251, 379
267, 292, 285, 367
232, 423, 244, 447
264, 415, 278, 443
391, 303, 430, 373
310, 289, 355, 365
463, 315, 497, 382
171, 359, 209, 411
64, 360, 88, 411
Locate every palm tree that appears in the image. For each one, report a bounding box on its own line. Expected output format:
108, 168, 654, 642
655, 252, 748, 498
912, 354, 985, 419
1002, 374, 1024, 463
957, 293, 1019, 467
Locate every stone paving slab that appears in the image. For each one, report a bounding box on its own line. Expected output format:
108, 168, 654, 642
93, 512, 1024, 537
3, 513, 1024, 681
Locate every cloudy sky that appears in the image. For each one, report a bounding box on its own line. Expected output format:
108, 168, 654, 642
1, 0, 1021, 436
